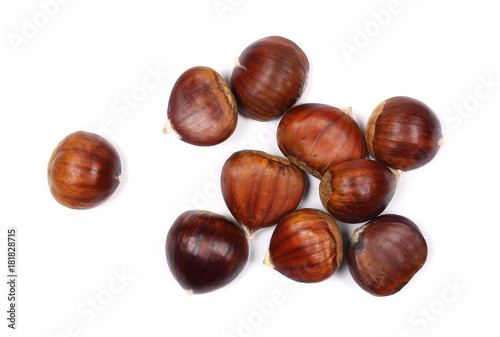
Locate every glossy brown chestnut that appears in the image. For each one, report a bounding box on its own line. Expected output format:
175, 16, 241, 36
319, 159, 398, 223
166, 210, 249, 295
47, 131, 122, 209
221, 150, 306, 239
346, 214, 428, 296
163, 66, 238, 146
264, 208, 343, 283
277, 103, 367, 179
231, 36, 309, 121
366, 96, 443, 171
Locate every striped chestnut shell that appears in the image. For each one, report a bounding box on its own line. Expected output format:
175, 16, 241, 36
47, 131, 122, 209
319, 159, 398, 223
221, 150, 306, 239
231, 35, 309, 121
366, 96, 443, 171
346, 214, 428, 296
277, 103, 367, 179
264, 208, 343, 283
163, 66, 238, 146
166, 210, 249, 295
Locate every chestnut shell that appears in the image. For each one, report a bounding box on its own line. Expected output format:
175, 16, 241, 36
346, 214, 428, 296
319, 159, 398, 223
231, 36, 309, 121
47, 131, 122, 209
277, 103, 367, 179
366, 96, 443, 171
166, 210, 249, 295
265, 208, 343, 283
221, 150, 306, 239
164, 66, 238, 146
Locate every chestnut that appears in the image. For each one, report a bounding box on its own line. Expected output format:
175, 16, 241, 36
165, 210, 249, 295
231, 36, 309, 121
365, 96, 443, 171
319, 159, 398, 223
221, 150, 306, 239
163, 66, 238, 146
277, 103, 367, 179
264, 208, 343, 283
47, 131, 122, 209
346, 214, 428, 296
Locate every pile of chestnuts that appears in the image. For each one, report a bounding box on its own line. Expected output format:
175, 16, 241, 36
162, 35, 442, 296
46, 35, 443, 297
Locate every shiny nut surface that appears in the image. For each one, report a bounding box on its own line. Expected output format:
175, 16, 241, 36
231, 36, 309, 121
265, 208, 343, 283
221, 150, 306, 239
346, 214, 428, 296
366, 96, 443, 171
164, 66, 238, 146
47, 131, 122, 209
277, 103, 367, 179
166, 210, 249, 295
319, 159, 398, 223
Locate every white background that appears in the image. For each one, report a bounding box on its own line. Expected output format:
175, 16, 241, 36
1, 0, 499, 336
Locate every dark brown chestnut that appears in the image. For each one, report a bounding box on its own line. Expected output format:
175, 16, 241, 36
346, 214, 428, 296
319, 159, 398, 223
231, 36, 309, 121
264, 208, 343, 283
166, 210, 249, 295
365, 96, 443, 171
221, 150, 306, 239
277, 103, 367, 179
163, 66, 238, 146
47, 131, 122, 209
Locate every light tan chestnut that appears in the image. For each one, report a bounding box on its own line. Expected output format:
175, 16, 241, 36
221, 150, 306, 239
48, 131, 122, 209
163, 66, 238, 146
264, 208, 343, 283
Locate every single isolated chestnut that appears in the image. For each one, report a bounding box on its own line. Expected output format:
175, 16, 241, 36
365, 96, 443, 171
346, 214, 428, 296
221, 150, 306, 239
264, 208, 343, 283
47, 131, 122, 209
231, 35, 309, 121
319, 159, 398, 223
163, 66, 238, 146
277, 103, 367, 179
166, 210, 249, 295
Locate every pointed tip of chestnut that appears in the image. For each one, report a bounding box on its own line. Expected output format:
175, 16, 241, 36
162, 118, 181, 139
366, 96, 442, 171
263, 250, 274, 268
